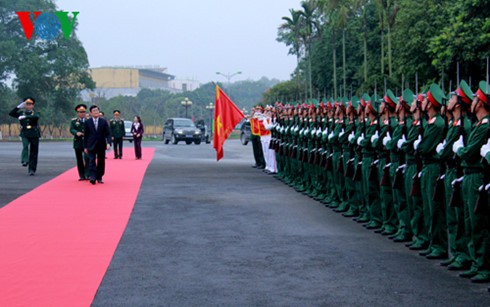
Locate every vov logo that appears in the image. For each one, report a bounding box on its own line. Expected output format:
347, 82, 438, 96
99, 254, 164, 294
16, 11, 80, 40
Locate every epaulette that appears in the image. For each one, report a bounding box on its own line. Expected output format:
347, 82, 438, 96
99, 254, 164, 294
428, 117, 437, 124
482, 118, 489, 125
71, 117, 77, 120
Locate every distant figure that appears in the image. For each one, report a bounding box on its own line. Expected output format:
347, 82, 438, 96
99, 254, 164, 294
83, 105, 112, 184
9, 97, 41, 176
131, 116, 144, 159
110, 110, 125, 159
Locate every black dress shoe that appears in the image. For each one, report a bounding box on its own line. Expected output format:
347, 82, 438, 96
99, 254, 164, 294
28, 171, 35, 176
79, 177, 87, 181
251, 165, 258, 168
22, 162, 28, 167
97, 179, 104, 184
90, 179, 96, 185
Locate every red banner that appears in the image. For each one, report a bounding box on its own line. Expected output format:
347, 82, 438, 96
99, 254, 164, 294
213, 85, 244, 161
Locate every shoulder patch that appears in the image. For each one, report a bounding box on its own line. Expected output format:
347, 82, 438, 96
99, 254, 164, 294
428, 117, 436, 125
482, 118, 489, 124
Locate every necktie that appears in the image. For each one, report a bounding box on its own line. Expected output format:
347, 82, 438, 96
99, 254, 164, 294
94, 118, 98, 130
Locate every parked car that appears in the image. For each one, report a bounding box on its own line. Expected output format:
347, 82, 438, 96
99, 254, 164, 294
240, 120, 252, 145
162, 118, 202, 145
123, 120, 133, 143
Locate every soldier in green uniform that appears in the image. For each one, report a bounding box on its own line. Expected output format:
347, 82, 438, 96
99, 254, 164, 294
70, 104, 90, 181
358, 95, 382, 227
402, 94, 426, 250
436, 80, 473, 270
338, 96, 359, 215
453, 80, 490, 282
373, 90, 398, 235
349, 95, 369, 219
416, 83, 447, 260
110, 110, 125, 159
387, 89, 414, 242
9, 97, 41, 176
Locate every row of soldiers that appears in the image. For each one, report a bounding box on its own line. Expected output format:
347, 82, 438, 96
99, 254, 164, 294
264, 80, 490, 285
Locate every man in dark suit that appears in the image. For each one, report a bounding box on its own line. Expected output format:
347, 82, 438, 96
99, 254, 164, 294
83, 105, 112, 184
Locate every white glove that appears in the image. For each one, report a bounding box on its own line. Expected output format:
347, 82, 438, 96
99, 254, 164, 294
480, 139, 490, 158
397, 135, 406, 149
382, 132, 391, 146
371, 131, 379, 143
348, 132, 355, 142
18, 115, 26, 120
17, 102, 26, 108
418, 171, 422, 178
486, 183, 490, 191
452, 135, 464, 154
328, 131, 334, 140
357, 133, 365, 145
414, 135, 422, 150
451, 176, 464, 186
436, 140, 446, 154
339, 129, 345, 138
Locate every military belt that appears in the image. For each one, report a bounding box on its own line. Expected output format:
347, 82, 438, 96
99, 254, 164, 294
463, 168, 482, 175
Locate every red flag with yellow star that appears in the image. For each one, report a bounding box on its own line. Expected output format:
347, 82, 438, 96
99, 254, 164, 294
213, 85, 245, 161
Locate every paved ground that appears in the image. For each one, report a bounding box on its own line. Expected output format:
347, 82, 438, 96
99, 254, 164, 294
1, 140, 489, 306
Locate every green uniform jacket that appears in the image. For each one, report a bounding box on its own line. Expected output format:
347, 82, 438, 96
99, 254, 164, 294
359, 118, 378, 155
110, 119, 126, 138
457, 115, 490, 170
70, 117, 86, 149
9, 107, 41, 138
417, 114, 445, 162
437, 117, 472, 161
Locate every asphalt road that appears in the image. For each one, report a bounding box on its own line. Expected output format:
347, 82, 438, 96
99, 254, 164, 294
1, 140, 489, 306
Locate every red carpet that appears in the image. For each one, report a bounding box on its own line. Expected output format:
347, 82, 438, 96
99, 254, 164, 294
0, 147, 154, 307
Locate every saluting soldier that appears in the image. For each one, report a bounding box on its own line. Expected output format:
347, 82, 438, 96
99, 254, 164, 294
9, 97, 41, 176
70, 104, 90, 181
110, 110, 125, 159
452, 80, 490, 282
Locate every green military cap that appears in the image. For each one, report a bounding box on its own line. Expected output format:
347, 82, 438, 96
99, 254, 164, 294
369, 94, 381, 113
455, 80, 473, 105
338, 97, 349, 109
308, 98, 319, 108
476, 80, 490, 105
350, 96, 360, 109
428, 83, 446, 107
360, 94, 370, 107
402, 88, 415, 104
383, 89, 397, 108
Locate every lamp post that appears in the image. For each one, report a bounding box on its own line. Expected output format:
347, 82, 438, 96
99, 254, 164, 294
216, 71, 242, 89
205, 102, 215, 135
181, 97, 192, 118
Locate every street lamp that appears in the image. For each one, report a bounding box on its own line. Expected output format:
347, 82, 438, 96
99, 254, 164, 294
181, 97, 192, 118
216, 71, 242, 88
205, 102, 215, 134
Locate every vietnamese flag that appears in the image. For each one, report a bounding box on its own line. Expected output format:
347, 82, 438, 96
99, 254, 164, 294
213, 85, 244, 161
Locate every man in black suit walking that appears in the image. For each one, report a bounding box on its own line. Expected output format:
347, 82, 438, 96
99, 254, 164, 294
83, 105, 112, 184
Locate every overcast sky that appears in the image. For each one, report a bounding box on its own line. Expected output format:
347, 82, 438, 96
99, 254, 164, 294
55, 0, 300, 84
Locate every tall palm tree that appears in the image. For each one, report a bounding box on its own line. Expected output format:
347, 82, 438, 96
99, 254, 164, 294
278, 9, 305, 97
299, 1, 320, 99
